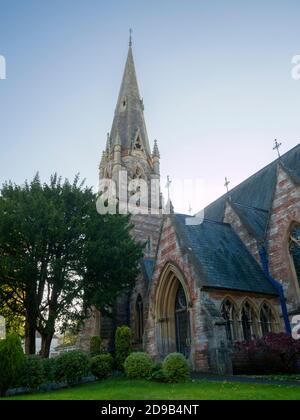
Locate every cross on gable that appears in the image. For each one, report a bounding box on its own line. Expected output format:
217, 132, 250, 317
273, 139, 282, 158
224, 177, 230, 193
165, 176, 172, 201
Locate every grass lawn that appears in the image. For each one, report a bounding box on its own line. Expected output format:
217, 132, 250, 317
3, 378, 300, 400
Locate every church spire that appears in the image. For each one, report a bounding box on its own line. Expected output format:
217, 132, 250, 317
109, 35, 152, 157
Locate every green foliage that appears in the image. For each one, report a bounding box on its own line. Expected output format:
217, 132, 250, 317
162, 353, 190, 383
42, 358, 57, 383
0, 174, 143, 357
149, 363, 168, 383
90, 353, 114, 379
0, 334, 25, 396
60, 331, 78, 347
115, 326, 132, 370
124, 352, 154, 379
54, 350, 90, 385
90, 336, 102, 357
19, 356, 44, 390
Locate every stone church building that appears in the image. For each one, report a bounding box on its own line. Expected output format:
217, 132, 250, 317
78, 40, 300, 374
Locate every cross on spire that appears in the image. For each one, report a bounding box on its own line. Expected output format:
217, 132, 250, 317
273, 139, 282, 158
224, 177, 230, 194
129, 28, 133, 47
188, 204, 192, 215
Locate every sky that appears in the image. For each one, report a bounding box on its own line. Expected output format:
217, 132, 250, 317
0, 0, 300, 213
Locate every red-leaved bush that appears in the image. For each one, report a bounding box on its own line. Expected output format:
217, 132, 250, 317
233, 333, 300, 375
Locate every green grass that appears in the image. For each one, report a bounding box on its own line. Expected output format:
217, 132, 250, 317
3, 378, 300, 400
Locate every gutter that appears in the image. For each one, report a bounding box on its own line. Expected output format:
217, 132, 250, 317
259, 246, 291, 334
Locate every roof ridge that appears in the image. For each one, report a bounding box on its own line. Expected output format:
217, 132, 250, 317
232, 201, 269, 214
205, 143, 300, 211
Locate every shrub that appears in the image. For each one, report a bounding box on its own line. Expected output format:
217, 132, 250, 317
162, 353, 190, 383
19, 355, 44, 390
124, 352, 154, 379
43, 357, 57, 383
233, 333, 300, 375
90, 336, 102, 357
54, 350, 90, 385
0, 334, 25, 396
149, 363, 168, 383
90, 353, 114, 379
115, 326, 132, 370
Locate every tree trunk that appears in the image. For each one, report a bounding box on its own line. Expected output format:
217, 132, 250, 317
24, 320, 36, 355
40, 333, 54, 358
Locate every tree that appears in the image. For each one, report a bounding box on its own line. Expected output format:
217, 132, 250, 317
0, 174, 143, 357
0, 334, 25, 396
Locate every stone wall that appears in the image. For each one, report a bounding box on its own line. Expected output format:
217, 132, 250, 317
223, 202, 260, 263
266, 165, 300, 315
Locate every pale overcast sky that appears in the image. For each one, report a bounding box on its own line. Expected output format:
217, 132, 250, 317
0, 0, 300, 213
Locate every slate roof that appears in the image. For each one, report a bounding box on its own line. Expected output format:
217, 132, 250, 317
204, 144, 300, 240
142, 258, 155, 282
173, 214, 278, 295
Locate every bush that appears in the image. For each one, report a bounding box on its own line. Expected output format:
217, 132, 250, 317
54, 350, 90, 385
115, 326, 132, 370
162, 353, 190, 383
43, 357, 57, 383
124, 352, 154, 379
90, 353, 114, 379
149, 363, 168, 383
0, 334, 25, 396
233, 333, 300, 375
90, 336, 102, 357
19, 355, 44, 390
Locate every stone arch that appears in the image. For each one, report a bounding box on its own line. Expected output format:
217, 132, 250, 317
155, 262, 192, 358
220, 297, 239, 343
239, 298, 260, 341
259, 301, 279, 336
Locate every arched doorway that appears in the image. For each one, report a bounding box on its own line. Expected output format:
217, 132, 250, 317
156, 264, 191, 358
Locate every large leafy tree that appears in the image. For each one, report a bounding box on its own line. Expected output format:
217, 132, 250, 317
0, 174, 143, 357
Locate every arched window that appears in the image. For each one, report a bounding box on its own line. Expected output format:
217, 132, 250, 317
221, 299, 238, 343
289, 225, 300, 288
136, 295, 144, 343
241, 301, 258, 341
134, 136, 143, 151
260, 303, 276, 336
175, 284, 191, 357
132, 166, 144, 180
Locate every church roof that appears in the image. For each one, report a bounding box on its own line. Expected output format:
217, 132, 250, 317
109, 43, 152, 156
173, 214, 278, 295
204, 144, 300, 241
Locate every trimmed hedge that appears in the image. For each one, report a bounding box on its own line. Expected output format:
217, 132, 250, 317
90, 353, 114, 379
42, 357, 57, 383
0, 334, 25, 396
162, 353, 190, 383
124, 352, 154, 379
115, 326, 132, 370
19, 355, 44, 390
53, 350, 90, 385
149, 363, 168, 383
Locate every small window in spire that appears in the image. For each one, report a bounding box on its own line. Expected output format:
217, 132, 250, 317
121, 97, 127, 110
134, 136, 143, 151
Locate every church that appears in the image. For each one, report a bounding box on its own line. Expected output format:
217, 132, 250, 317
77, 38, 300, 374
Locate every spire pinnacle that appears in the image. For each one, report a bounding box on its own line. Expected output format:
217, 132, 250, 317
129, 28, 133, 47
